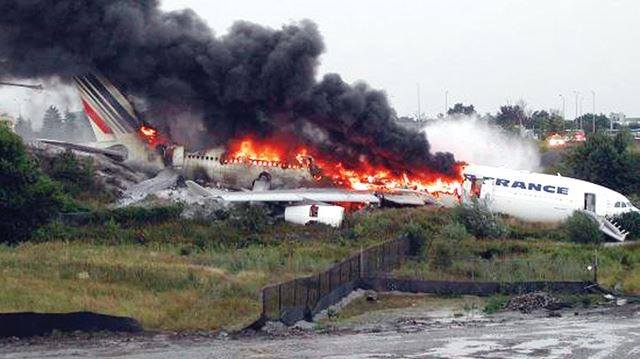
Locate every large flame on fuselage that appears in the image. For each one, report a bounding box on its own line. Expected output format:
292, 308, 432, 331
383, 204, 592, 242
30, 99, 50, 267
225, 135, 464, 195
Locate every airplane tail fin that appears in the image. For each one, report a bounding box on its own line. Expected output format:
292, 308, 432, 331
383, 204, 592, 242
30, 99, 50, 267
74, 74, 142, 143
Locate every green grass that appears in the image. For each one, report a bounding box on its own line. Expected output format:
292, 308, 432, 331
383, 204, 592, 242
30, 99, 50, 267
0, 207, 434, 331
6, 205, 640, 332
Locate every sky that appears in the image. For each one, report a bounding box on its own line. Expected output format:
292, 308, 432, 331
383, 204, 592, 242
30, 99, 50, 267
2, 0, 639, 126
161, 0, 640, 119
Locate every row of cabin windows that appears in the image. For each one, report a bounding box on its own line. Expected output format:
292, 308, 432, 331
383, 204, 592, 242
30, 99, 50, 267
187, 154, 219, 161
614, 201, 632, 208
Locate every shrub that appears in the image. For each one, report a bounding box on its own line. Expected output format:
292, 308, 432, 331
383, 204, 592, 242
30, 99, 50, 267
43, 150, 96, 196
561, 211, 603, 244
613, 211, 640, 240
440, 222, 473, 242
453, 201, 508, 239
0, 125, 67, 243
91, 205, 184, 227
225, 204, 273, 232
432, 241, 454, 269
404, 222, 430, 256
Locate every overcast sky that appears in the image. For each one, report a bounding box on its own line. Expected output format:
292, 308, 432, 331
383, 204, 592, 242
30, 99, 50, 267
2, 0, 638, 124
162, 0, 640, 118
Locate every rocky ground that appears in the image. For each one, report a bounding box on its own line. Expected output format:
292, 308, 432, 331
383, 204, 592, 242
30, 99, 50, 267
2, 297, 639, 358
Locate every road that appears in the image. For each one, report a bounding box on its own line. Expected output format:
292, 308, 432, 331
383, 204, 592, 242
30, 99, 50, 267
2, 303, 640, 358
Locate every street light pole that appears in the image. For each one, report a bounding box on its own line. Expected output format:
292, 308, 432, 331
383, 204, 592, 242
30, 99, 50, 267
416, 83, 421, 121
559, 94, 566, 129
574, 91, 580, 129
444, 90, 449, 115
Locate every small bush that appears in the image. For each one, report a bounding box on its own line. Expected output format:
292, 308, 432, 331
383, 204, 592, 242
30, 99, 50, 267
91, 205, 184, 227
432, 242, 454, 269
404, 223, 430, 256
483, 295, 508, 314
453, 202, 508, 239
440, 222, 473, 242
561, 211, 603, 244
613, 211, 640, 240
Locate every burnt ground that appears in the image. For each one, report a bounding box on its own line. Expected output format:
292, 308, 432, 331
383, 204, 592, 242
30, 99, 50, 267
2, 298, 640, 358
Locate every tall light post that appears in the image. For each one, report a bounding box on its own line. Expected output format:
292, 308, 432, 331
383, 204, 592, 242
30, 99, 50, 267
574, 90, 580, 129
591, 90, 596, 133
416, 83, 421, 121
444, 90, 449, 115
559, 94, 566, 129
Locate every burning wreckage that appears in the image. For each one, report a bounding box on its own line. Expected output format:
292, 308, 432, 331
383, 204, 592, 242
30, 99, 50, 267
0, 2, 464, 226
2, 1, 635, 237
37, 74, 464, 227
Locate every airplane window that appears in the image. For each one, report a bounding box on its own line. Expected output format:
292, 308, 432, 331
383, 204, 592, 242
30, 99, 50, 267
622, 202, 627, 208
615, 202, 622, 208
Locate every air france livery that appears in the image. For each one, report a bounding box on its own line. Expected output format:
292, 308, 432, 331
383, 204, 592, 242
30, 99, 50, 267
462, 164, 638, 241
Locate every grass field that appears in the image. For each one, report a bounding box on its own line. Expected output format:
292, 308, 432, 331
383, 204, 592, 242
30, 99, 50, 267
3, 206, 640, 331
0, 208, 437, 331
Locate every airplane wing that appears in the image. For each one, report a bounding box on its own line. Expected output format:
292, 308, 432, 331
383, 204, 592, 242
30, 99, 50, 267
119, 168, 180, 206
37, 139, 127, 162
185, 180, 380, 204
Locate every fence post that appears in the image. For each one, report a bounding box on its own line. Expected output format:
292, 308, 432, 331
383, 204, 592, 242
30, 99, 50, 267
293, 279, 297, 306
360, 246, 364, 279
278, 284, 282, 317
262, 287, 266, 320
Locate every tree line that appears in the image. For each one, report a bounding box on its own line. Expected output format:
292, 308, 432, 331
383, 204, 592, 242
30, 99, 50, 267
443, 101, 623, 138
14, 105, 94, 142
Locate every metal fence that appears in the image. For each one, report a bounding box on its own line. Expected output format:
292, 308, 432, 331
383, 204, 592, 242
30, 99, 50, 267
260, 236, 411, 324
256, 237, 599, 326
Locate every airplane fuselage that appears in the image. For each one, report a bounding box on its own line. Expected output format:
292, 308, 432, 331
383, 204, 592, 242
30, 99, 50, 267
463, 164, 638, 222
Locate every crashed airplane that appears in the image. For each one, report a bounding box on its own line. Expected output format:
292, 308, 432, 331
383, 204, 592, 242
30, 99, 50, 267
38, 74, 638, 238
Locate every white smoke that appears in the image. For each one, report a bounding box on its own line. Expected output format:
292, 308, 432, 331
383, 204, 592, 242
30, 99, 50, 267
0, 77, 80, 129
423, 116, 541, 171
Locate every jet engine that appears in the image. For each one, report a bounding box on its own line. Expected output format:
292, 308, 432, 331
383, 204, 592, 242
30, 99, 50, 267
284, 204, 345, 227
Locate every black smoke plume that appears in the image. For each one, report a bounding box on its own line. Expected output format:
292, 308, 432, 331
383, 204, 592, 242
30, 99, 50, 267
0, 0, 457, 176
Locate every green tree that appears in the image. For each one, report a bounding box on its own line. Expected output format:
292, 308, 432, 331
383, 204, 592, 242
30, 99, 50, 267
0, 125, 67, 243
576, 113, 610, 134
447, 103, 476, 117
41, 106, 63, 139
531, 110, 564, 138
495, 105, 528, 131
561, 131, 640, 194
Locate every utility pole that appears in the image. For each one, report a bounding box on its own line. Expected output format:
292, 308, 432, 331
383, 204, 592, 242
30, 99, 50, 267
591, 90, 596, 133
559, 94, 566, 129
416, 83, 421, 121
444, 90, 449, 115
574, 91, 580, 129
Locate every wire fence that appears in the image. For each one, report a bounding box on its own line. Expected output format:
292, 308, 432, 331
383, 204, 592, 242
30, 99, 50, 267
261, 236, 411, 323
257, 237, 598, 325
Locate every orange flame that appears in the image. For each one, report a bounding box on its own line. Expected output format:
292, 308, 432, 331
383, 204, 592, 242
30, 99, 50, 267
138, 124, 166, 148
225, 135, 464, 195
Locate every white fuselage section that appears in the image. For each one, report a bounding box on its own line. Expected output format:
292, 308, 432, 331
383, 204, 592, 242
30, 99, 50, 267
463, 164, 638, 222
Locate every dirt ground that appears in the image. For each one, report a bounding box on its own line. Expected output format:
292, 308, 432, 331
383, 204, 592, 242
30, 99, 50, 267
2, 296, 640, 358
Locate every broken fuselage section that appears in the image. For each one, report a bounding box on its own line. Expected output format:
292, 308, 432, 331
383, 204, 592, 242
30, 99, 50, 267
169, 145, 318, 190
